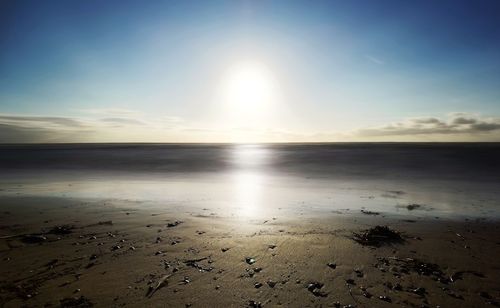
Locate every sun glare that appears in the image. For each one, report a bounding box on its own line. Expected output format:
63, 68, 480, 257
222, 62, 278, 117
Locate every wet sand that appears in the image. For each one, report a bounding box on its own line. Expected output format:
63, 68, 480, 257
1, 196, 499, 307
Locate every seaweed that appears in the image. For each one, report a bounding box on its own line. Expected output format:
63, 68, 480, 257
353, 226, 404, 247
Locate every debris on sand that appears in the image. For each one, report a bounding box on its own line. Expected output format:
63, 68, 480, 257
248, 300, 262, 308
360, 287, 372, 298
396, 203, 424, 211
245, 257, 256, 265
180, 276, 190, 285
450, 270, 485, 282
411, 287, 427, 296
167, 221, 183, 228
48, 225, 73, 235
379, 295, 391, 302
254, 282, 262, 288
376, 257, 449, 283
406, 204, 421, 210
184, 256, 213, 272
21, 234, 47, 244
268, 244, 277, 249
221, 247, 230, 252
361, 210, 380, 215
267, 280, 277, 288
345, 278, 355, 285
60, 295, 94, 307
354, 269, 363, 277
306, 282, 328, 297
353, 226, 404, 247
327, 262, 337, 269
146, 274, 172, 298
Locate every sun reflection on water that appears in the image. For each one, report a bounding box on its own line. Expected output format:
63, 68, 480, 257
230, 144, 269, 217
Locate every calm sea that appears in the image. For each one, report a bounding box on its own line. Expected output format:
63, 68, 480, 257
1, 143, 499, 218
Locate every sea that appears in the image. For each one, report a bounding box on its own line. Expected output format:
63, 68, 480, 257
1, 143, 499, 219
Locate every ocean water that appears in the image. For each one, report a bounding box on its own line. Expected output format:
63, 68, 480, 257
1, 143, 499, 219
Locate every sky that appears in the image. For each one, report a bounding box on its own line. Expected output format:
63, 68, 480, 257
1, 0, 500, 142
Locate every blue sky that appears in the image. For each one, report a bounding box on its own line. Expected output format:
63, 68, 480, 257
1, 0, 500, 142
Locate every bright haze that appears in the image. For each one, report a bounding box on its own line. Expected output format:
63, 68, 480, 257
1, 0, 500, 143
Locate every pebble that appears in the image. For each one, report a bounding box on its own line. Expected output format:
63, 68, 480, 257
267, 280, 277, 288
379, 295, 391, 302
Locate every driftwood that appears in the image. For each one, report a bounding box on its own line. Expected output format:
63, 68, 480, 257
146, 274, 172, 298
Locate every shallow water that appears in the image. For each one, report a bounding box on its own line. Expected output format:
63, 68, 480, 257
1, 143, 499, 219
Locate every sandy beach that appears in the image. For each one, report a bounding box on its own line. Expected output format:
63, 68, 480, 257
1, 195, 499, 307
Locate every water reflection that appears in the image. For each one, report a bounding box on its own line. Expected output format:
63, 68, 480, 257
230, 144, 269, 217
230, 144, 270, 170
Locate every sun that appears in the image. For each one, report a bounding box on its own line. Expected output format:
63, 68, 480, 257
222, 61, 277, 116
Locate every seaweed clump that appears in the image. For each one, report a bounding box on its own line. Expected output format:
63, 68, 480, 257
353, 226, 404, 247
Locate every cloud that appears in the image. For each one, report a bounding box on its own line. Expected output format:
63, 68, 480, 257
0, 113, 169, 143
365, 55, 384, 65
355, 113, 500, 140
79, 108, 142, 116
1, 112, 500, 143
451, 117, 477, 125
0, 123, 51, 143
0, 121, 94, 143
0, 115, 96, 143
471, 122, 500, 132
0, 115, 86, 128
100, 118, 145, 126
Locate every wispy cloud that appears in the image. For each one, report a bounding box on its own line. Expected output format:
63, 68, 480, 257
78, 108, 143, 116
100, 118, 145, 126
0, 115, 87, 128
364, 55, 384, 65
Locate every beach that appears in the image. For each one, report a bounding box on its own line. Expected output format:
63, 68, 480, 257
4, 0, 500, 306
1, 143, 500, 307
